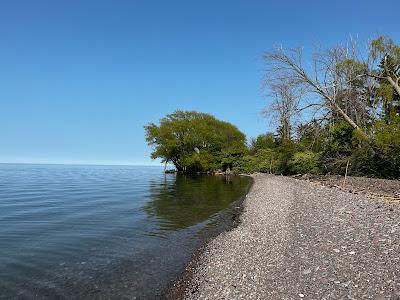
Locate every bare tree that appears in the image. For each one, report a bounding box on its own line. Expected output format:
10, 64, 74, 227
262, 45, 370, 139
263, 78, 304, 141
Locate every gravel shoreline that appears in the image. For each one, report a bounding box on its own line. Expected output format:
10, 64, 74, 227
181, 174, 400, 299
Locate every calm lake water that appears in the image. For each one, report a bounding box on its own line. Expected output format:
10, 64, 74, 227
0, 164, 251, 299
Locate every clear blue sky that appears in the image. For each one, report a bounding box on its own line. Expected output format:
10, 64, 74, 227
1, 0, 399, 165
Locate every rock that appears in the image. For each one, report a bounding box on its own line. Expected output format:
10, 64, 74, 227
302, 268, 311, 275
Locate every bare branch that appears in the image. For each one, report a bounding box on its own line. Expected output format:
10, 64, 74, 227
262, 44, 369, 138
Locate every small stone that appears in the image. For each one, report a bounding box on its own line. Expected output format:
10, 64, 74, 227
299, 293, 305, 298
302, 268, 311, 275
333, 249, 340, 253
349, 251, 356, 255
342, 281, 351, 287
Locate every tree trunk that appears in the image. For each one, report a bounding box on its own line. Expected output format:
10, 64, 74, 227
333, 103, 358, 128
326, 97, 370, 139
387, 76, 400, 97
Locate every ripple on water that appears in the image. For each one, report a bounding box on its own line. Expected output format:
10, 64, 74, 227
0, 164, 251, 299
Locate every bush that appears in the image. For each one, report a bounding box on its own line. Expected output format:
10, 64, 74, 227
248, 133, 276, 154
370, 118, 400, 178
233, 149, 281, 174
318, 121, 353, 174
274, 140, 298, 174
254, 149, 281, 173
232, 155, 258, 174
288, 151, 319, 174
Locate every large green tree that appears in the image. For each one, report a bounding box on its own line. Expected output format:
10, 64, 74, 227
144, 110, 246, 172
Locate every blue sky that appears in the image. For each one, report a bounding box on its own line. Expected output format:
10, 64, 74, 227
1, 0, 399, 165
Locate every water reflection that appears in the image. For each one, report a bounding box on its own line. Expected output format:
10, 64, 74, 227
0, 165, 251, 299
144, 174, 251, 235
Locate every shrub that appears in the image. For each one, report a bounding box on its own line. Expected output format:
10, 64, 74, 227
370, 118, 400, 178
318, 121, 353, 174
288, 151, 319, 174
232, 149, 281, 174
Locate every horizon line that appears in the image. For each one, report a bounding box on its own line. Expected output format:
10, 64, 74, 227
0, 162, 165, 167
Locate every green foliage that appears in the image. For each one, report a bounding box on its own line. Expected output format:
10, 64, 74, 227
144, 110, 247, 172
233, 148, 280, 174
296, 121, 324, 152
348, 145, 376, 177
235, 137, 299, 175
288, 151, 320, 174
348, 118, 400, 179
274, 139, 298, 174
144, 36, 400, 179
317, 121, 353, 174
231, 155, 257, 174
312, 117, 400, 178
248, 133, 275, 154
377, 82, 395, 103
370, 36, 400, 62
371, 117, 400, 178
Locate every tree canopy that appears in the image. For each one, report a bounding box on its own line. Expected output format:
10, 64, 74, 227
144, 110, 246, 172
145, 36, 400, 179
249, 35, 400, 178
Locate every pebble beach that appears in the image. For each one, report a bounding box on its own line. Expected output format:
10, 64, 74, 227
181, 174, 400, 299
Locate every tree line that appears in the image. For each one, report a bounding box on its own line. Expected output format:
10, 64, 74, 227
145, 35, 400, 178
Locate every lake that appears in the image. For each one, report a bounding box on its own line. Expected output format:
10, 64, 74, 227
0, 164, 251, 299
